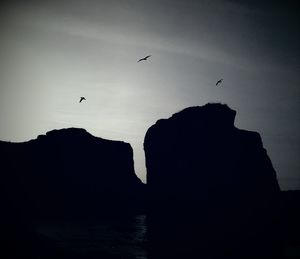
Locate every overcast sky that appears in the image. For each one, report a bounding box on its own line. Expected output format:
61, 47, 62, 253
0, 0, 299, 189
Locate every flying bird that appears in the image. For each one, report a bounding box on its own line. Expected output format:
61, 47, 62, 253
138, 55, 151, 62
216, 79, 223, 86
79, 97, 86, 103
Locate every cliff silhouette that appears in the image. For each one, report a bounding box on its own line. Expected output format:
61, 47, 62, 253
1, 128, 144, 218
0, 128, 146, 258
144, 103, 282, 258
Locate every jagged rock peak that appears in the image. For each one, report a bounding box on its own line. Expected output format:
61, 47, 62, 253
168, 103, 236, 129
35, 127, 127, 145
45, 127, 89, 136
36, 127, 94, 140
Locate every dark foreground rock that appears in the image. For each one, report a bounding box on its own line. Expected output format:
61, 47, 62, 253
0, 128, 145, 258
144, 103, 282, 258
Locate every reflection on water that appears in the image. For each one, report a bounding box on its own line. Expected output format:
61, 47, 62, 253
37, 214, 147, 259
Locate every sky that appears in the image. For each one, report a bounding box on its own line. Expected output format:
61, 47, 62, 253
0, 0, 299, 190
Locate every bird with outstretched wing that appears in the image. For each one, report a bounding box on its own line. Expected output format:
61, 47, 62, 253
138, 55, 151, 62
79, 97, 86, 103
216, 79, 223, 86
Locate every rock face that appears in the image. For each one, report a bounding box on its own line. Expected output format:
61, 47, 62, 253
1, 128, 144, 219
144, 103, 281, 258
1, 128, 145, 258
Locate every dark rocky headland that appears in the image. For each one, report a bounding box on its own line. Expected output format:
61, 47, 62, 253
144, 103, 284, 258
1, 103, 299, 258
0, 128, 145, 258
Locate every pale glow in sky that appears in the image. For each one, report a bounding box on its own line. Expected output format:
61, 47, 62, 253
0, 0, 299, 189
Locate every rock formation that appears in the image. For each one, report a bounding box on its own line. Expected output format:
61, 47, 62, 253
1, 128, 145, 258
144, 103, 282, 258
1, 128, 144, 218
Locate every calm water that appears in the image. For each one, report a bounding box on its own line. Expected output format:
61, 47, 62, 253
35, 213, 300, 258
36, 214, 147, 259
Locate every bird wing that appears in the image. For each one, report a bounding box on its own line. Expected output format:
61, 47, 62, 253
138, 57, 146, 62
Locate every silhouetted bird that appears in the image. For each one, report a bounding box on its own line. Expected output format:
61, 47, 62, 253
216, 79, 223, 86
138, 55, 151, 62
79, 97, 86, 103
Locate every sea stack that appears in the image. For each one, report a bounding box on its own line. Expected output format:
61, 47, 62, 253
144, 103, 281, 258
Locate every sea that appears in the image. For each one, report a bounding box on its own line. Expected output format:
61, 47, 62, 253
36, 214, 147, 259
